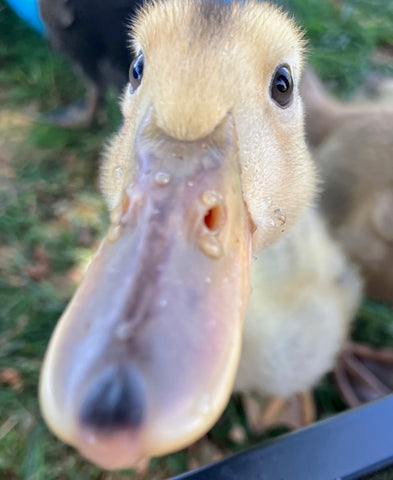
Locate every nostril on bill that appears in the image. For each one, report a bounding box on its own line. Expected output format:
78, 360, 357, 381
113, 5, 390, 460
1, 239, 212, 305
204, 205, 225, 232
79, 365, 145, 431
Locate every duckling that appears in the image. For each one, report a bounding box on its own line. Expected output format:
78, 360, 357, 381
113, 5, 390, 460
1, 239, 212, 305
39, 0, 357, 469
302, 69, 393, 304
38, 0, 143, 127
234, 207, 362, 431
301, 68, 393, 407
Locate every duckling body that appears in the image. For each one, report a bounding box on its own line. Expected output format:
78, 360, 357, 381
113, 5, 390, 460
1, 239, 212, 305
317, 120, 393, 304
234, 207, 361, 429
301, 69, 393, 305
236, 207, 361, 397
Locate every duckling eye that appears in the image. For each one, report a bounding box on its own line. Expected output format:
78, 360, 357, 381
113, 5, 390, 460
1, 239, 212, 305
270, 65, 293, 108
129, 53, 144, 92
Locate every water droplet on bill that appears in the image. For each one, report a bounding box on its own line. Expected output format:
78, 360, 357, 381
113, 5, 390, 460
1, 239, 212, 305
107, 224, 123, 243
154, 171, 171, 186
201, 190, 222, 207
199, 235, 222, 259
272, 208, 286, 227
115, 323, 136, 341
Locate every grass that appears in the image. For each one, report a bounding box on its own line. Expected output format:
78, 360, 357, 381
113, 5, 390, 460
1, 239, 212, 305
279, 0, 393, 93
0, 0, 392, 479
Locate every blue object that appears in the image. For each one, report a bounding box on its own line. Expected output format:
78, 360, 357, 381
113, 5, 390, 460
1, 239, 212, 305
170, 395, 393, 480
5, 0, 45, 34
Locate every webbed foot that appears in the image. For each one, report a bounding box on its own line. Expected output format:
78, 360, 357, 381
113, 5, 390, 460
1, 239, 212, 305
187, 437, 224, 471
333, 342, 393, 407
242, 391, 315, 434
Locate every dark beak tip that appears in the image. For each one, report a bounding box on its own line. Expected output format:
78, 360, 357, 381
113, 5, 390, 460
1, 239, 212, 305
79, 365, 146, 432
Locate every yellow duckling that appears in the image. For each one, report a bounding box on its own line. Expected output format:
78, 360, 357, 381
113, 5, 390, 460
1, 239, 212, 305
39, 0, 360, 469
235, 207, 361, 431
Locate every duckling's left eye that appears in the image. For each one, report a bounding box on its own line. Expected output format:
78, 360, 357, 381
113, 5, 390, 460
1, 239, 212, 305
129, 53, 145, 92
270, 65, 293, 108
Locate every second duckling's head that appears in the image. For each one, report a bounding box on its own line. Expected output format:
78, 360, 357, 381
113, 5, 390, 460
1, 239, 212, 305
40, 0, 316, 470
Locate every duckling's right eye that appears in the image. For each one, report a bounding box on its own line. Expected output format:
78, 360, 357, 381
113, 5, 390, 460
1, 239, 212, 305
129, 53, 144, 92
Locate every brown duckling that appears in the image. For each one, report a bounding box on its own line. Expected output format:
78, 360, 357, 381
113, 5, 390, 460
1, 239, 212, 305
301, 67, 393, 306
301, 68, 393, 407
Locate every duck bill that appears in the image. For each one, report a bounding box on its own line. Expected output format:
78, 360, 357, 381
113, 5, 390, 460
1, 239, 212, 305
39, 115, 252, 469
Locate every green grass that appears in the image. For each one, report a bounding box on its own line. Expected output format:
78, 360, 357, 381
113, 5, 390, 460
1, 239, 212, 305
278, 0, 393, 94
0, 0, 392, 479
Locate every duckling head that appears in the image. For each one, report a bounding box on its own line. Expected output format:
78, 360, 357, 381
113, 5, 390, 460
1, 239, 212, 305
40, 0, 315, 470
